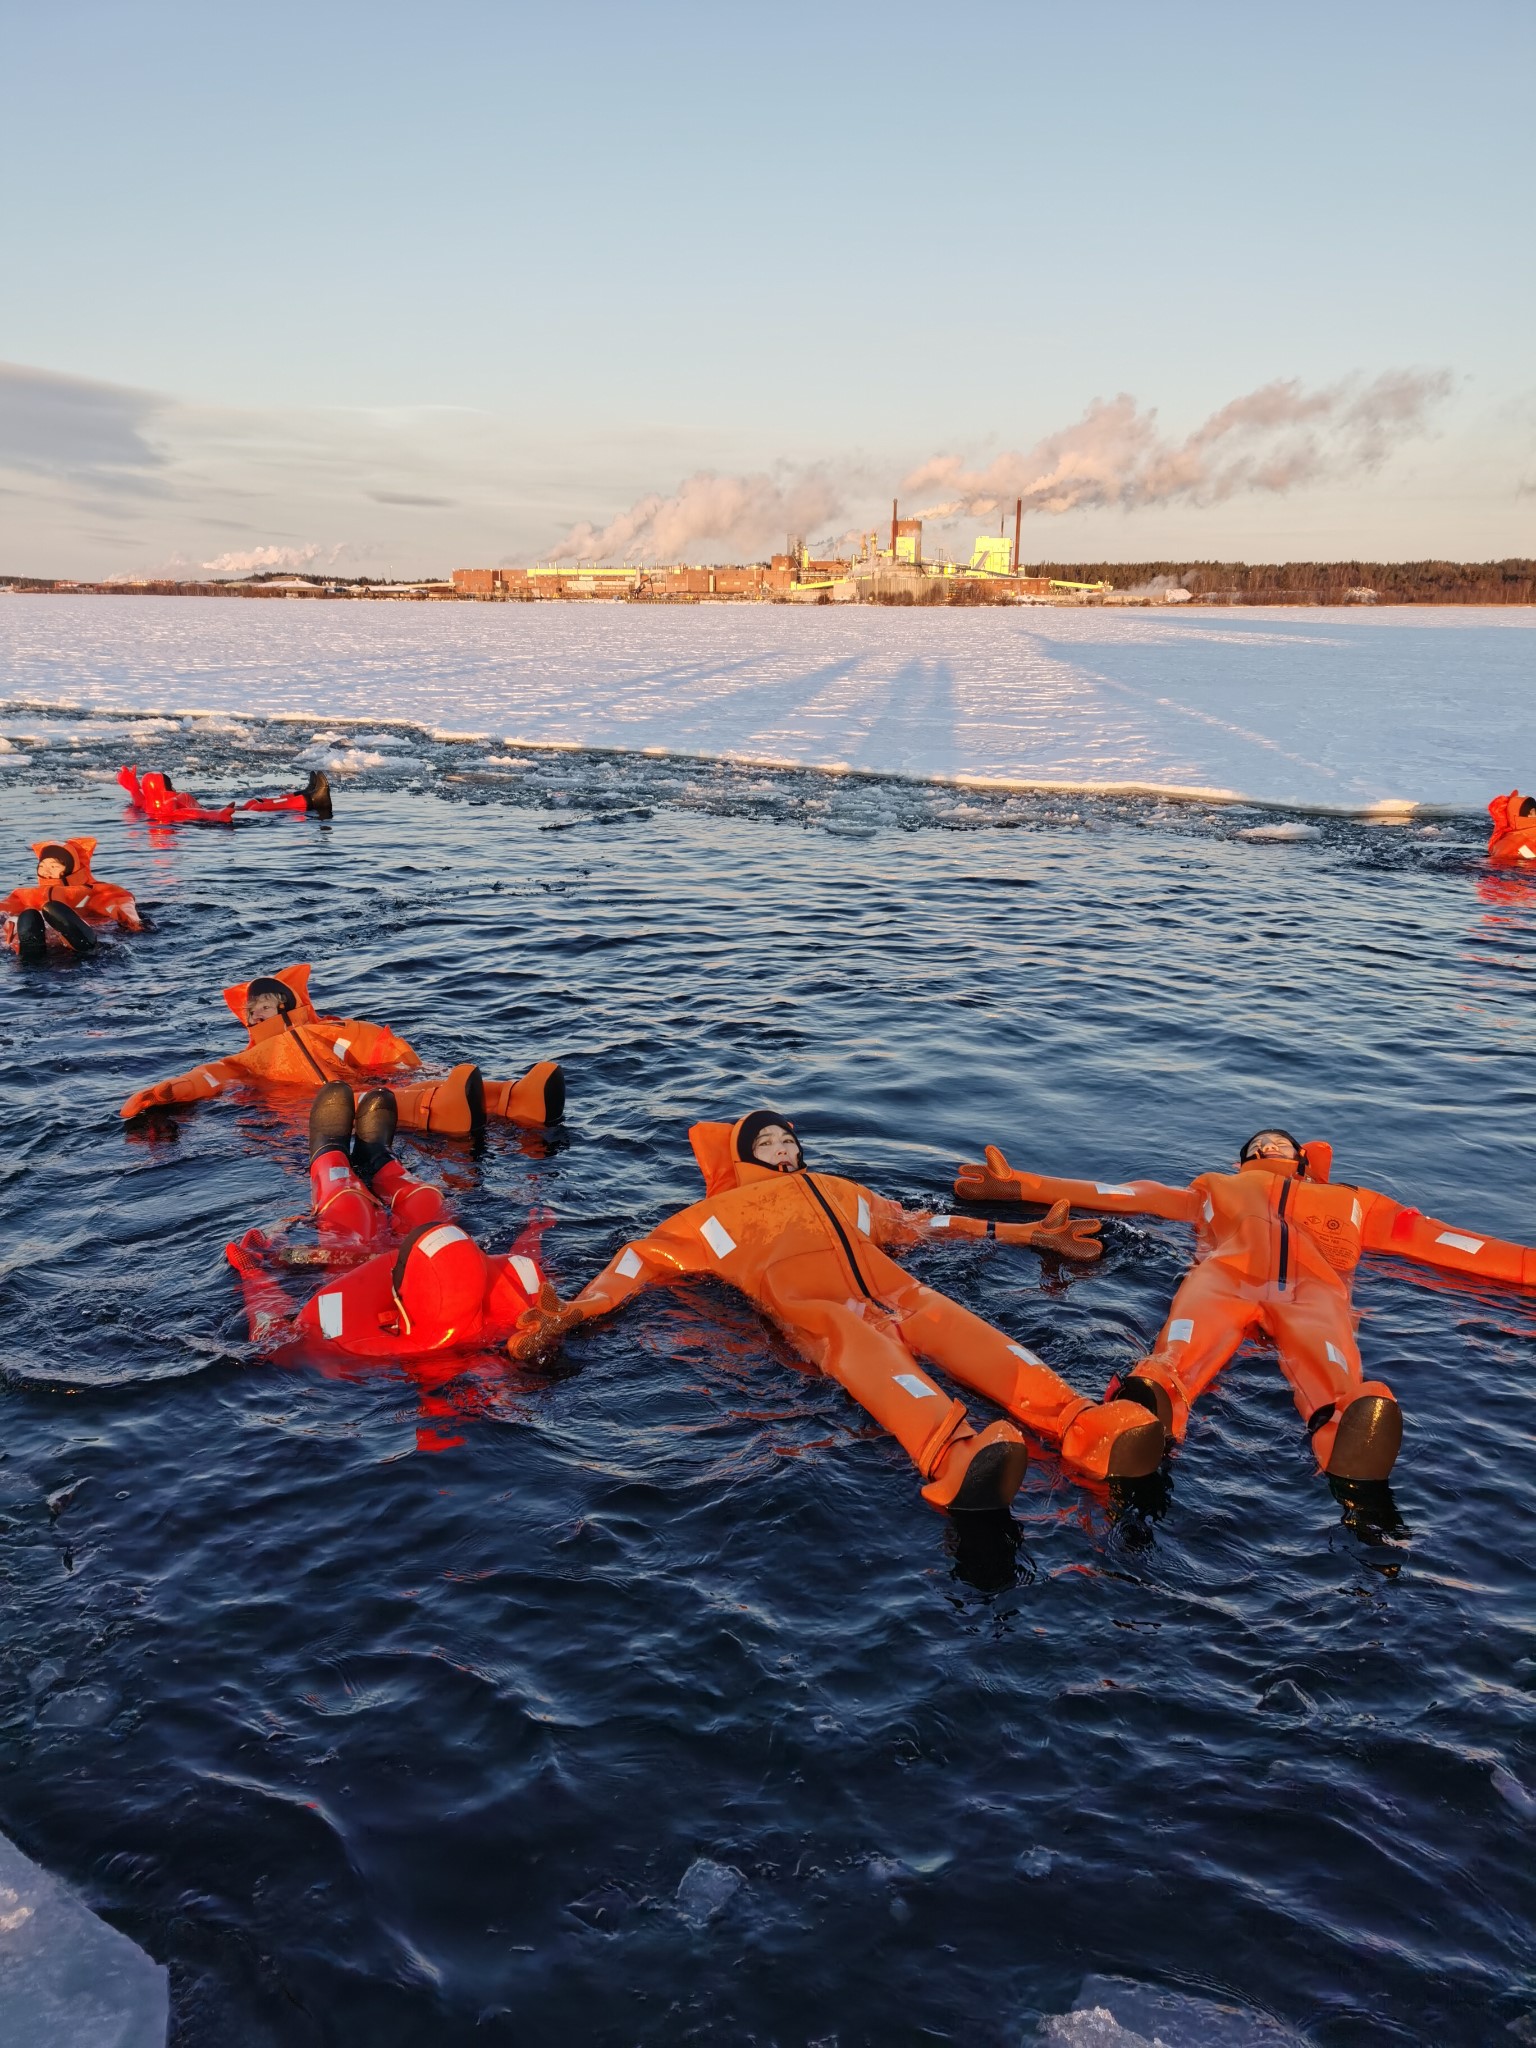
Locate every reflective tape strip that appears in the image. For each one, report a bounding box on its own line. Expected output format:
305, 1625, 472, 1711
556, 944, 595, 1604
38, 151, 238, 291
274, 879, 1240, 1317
1096, 1183, 1136, 1196
326, 1165, 349, 1182
1351, 1199, 1362, 1227
700, 1216, 736, 1260
928, 1215, 951, 1231
202, 1071, 220, 1089
1203, 1197, 1214, 1223
318, 1292, 344, 1338
1436, 1230, 1484, 1254
1521, 847, 1536, 859
894, 1373, 939, 1399
333, 1038, 352, 1059
418, 1225, 468, 1259
1326, 1341, 1347, 1366
1168, 1317, 1195, 1344
510, 1255, 539, 1294
615, 1247, 643, 1279
856, 1196, 871, 1234
1007, 1342, 1045, 1368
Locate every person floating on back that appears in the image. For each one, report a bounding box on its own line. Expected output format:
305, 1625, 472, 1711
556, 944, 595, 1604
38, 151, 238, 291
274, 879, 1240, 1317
117, 765, 235, 826
1486, 790, 1536, 867
119, 960, 565, 1134
3, 837, 144, 960
955, 1128, 1536, 1485
508, 1111, 1165, 1517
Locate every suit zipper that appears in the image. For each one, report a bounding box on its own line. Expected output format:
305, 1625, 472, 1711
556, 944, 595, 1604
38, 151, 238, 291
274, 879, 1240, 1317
801, 1174, 881, 1305
285, 1018, 328, 1083
1276, 1178, 1292, 1291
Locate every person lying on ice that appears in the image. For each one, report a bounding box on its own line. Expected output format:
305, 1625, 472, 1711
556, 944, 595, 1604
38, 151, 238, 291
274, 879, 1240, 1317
119, 960, 565, 1132
506, 1111, 1166, 1516
4, 838, 144, 959
955, 1128, 1536, 1485
1486, 790, 1536, 866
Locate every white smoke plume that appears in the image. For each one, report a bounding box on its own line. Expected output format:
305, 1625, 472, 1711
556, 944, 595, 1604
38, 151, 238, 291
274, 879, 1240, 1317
905, 371, 1451, 520
200, 542, 346, 577
551, 466, 847, 563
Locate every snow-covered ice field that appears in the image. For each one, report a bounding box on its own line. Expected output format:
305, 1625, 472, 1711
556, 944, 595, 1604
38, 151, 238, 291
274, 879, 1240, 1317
0, 596, 1529, 813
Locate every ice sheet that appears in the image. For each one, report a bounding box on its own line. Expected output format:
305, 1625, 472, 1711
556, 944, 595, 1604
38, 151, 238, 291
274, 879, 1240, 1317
0, 596, 1528, 813
0, 1828, 168, 2047
1038, 1974, 1310, 2045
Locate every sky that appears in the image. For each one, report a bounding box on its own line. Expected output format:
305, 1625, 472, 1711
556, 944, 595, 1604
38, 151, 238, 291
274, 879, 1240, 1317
1, 0, 1532, 578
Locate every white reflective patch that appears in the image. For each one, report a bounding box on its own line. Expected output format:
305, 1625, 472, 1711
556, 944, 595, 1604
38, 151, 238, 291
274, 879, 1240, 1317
856, 1196, 871, 1234
1202, 1197, 1214, 1223
318, 1292, 344, 1338
1351, 1198, 1362, 1227
1096, 1183, 1136, 1196
332, 1038, 352, 1059
1521, 847, 1536, 860
202, 1071, 220, 1089
510, 1255, 539, 1294
418, 1225, 468, 1259
894, 1373, 938, 1399
1436, 1230, 1484, 1254
615, 1247, 643, 1279
1326, 1341, 1347, 1366
1007, 1342, 1045, 1368
326, 1164, 350, 1182
700, 1215, 736, 1260
928, 1215, 951, 1231
1168, 1317, 1195, 1344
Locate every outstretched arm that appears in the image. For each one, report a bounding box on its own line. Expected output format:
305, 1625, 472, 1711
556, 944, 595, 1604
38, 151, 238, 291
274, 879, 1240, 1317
865, 1189, 1102, 1263
506, 1211, 718, 1360
954, 1144, 1203, 1223
1359, 1187, 1536, 1288
326, 1018, 422, 1071
225, 1230, 300, 1344
121, 1055, 246, 1119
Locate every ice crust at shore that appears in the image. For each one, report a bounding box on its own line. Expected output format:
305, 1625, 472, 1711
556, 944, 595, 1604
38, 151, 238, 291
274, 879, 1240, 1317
0, 596, 1529, 813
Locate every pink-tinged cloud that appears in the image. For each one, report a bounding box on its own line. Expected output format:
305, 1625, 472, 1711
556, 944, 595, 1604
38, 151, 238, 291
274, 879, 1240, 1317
904, 371, 1452, 519
550, 467, 847, 563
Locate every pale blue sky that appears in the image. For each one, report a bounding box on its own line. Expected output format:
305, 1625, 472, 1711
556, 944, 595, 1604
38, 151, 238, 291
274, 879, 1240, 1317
2, 0, 1532, 575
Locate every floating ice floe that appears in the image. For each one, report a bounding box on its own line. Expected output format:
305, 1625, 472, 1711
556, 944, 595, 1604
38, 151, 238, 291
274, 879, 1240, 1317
1237, 824, 1321, 842
674, 1856, 745, 1928
1037, 1974, 1309, 2046
0, 1828, 167, 2047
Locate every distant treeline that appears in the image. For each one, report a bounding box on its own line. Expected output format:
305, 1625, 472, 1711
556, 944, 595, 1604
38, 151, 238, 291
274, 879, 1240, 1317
1027, 560, 1536, 604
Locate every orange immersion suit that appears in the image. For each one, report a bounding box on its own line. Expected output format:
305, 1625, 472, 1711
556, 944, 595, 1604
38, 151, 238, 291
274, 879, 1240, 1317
118, 766, 235, 826
118, 960, 564, 1133
956, 1140, 1536, 1481
1486, 790, 1536, 868
3, 838, 144, 931
510, 1117, 1165, 1510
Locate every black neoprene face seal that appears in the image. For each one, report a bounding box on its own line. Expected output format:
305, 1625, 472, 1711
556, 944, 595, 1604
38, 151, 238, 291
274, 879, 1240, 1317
735, 1110, 803, 1169
1239, 1129, 1305, 1170
246, 976, 297, 1014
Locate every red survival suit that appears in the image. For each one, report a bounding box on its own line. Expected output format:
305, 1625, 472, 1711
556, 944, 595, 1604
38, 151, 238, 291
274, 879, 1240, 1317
239, 770, 333, 819
509, 1116, 1166, 1509
118, 766, 235, 826
4, 837, 144, 952
1486, 790, 1536, 867
119, 961, 564, 1132
957, 1140, 1536, 1481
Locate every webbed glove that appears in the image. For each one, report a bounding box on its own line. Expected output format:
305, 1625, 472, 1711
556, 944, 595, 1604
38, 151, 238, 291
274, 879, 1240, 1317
954, 1143, 1027, 1204
995, 1198, 1102, 1264
506, 1281, 584, 1363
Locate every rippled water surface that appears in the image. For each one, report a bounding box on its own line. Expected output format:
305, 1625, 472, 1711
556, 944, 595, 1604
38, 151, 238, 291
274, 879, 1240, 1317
1, 709, 1533, 2045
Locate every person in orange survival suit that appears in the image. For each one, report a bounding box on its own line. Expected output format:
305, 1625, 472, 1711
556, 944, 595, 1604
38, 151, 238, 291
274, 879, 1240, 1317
117, 766, 235, 826
303, 1079, 448, 1246
507, 1112, 1166, 1516
118, 960, 565, 1134
955, 1128, 1536, 1484
1486, 791, 1536, 867
4, 838, 144, 959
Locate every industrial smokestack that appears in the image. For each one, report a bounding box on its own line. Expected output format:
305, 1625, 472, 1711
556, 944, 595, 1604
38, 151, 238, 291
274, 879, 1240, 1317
1014, 498, 1022, 575
891, 499, 898, 559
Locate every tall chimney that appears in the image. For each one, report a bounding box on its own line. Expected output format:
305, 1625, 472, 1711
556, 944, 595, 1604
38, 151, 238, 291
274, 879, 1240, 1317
1013, 498, 1022, 576
891, 499, 899, 559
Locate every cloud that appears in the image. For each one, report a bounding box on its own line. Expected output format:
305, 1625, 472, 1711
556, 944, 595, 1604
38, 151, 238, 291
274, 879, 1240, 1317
904, 371, 1453, 521
369, 490, 457, 507
551, 465, 848, 562
0, 360, 167, 488
199, 542, 347, 577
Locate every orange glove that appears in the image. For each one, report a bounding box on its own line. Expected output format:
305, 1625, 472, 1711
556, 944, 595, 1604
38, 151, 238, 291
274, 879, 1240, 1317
506, 1282, 585, 1363
995, 1199, 1102, 1263
954, 1143, 1027, 1204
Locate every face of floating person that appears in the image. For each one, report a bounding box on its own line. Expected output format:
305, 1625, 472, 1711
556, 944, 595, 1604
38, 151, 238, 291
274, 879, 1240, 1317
246, 991, 286, 1026
36, 856, 67, 883
1243, 1130, 1298, 1163
751, 1124, 801, 1170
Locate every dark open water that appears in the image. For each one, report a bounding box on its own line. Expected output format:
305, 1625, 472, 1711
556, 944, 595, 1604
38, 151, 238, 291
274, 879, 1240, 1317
1, 710, 1533, 2046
